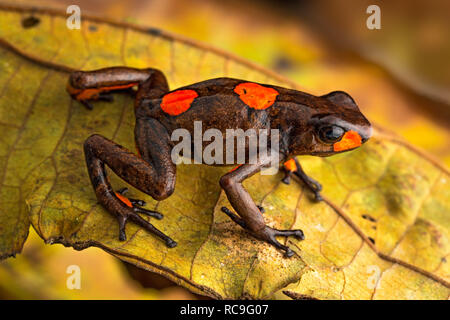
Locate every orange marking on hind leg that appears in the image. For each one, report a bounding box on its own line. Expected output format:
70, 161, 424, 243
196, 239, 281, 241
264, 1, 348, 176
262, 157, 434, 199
67, 82, 138, 101
115, 192, 133, 208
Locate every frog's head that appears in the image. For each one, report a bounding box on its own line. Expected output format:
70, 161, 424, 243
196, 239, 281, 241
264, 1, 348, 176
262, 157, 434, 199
310, 91, 371, 156
289, 91, 372, 156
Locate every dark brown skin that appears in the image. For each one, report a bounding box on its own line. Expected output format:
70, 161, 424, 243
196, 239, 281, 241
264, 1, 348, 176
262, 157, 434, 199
67, 66, 372, 257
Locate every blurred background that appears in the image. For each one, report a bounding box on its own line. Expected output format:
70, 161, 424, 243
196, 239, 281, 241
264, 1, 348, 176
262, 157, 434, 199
1, 0, 449, 299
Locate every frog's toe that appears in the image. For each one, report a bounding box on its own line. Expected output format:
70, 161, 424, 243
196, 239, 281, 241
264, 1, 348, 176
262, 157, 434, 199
307, 179, 323, 202
258, 226, 302, 258
129, 198, 146, 206
310, 179, 322, 192
314, 192, 323, 202
165, 238, 177, 248
281, 169, 292, 185
133, 207, 163, 220
80, 100, 94, 110
98, 93, 114, 102
117, 209, 175, 248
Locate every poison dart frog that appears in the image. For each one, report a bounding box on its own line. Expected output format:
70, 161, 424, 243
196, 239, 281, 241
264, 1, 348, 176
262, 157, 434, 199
67, 67, 371, 257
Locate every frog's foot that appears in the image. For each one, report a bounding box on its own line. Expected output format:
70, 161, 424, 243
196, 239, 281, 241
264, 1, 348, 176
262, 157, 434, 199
282, 159, 323, 202
116, 208, 176, 248
114, 188, 174, 247
115, 187, 163, 220
113, 190, 175, 247
221, 206, 304, 257
98, 92, 114, 102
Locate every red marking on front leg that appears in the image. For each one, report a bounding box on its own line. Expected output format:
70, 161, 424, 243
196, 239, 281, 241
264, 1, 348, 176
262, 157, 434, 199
161, 89, 198, 115
229, 164, 243, 173
283, 159, 297, 172
234, 82, 279, 110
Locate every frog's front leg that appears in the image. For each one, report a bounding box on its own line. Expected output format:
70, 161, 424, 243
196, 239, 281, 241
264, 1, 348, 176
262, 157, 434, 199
83, 118, 177, 248
282, 158, 323, 201
219, 155, 305, 257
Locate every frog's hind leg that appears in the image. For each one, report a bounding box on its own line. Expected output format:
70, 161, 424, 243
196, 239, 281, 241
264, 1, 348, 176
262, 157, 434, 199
282, 158, 323, 201
83, 119, 176, 247
67, 67, 168, 109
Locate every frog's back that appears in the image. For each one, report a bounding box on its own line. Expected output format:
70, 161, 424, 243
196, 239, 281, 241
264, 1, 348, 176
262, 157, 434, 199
146, 78, 279, 134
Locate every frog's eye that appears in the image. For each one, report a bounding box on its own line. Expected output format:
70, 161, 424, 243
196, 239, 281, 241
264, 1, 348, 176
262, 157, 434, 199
318, 125, 345, 143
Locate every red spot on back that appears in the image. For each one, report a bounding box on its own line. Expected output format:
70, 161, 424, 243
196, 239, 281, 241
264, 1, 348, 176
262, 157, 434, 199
161, 89, 198, 116
234, 82, 279, 110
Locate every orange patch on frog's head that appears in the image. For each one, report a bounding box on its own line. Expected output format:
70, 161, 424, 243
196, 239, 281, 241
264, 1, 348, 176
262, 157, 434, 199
161, 89, 198, 116
302, 112, 371, 156
234, 82, 279, 110
333, 130, 362, 152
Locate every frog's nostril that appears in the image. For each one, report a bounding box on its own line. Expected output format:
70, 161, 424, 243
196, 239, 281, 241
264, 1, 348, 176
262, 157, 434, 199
361, 127, 372, 143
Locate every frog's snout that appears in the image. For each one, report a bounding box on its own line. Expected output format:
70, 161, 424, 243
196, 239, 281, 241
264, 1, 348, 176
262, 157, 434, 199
360, 126, 372, 143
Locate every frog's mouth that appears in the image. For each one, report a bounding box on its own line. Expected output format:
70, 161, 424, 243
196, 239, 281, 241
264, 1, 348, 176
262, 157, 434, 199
311, 146, 360, 157
311, 151, 338, 157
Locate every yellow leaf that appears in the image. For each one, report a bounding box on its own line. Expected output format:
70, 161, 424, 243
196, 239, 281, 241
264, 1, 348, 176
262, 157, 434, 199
0, 4, 448, 299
